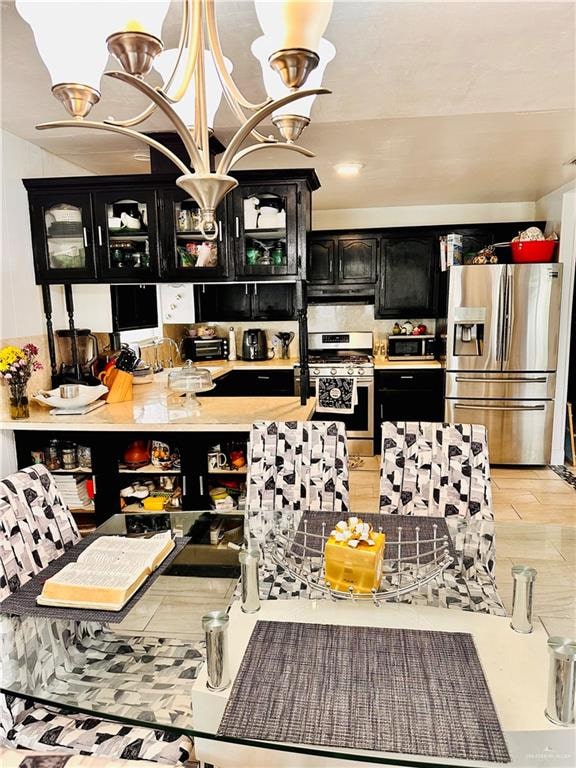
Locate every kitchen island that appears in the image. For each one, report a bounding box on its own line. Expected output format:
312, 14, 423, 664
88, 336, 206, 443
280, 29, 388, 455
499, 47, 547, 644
1, 375, 314, 524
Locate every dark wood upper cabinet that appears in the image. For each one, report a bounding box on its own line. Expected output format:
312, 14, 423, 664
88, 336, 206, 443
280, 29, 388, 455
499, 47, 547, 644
376, 236, 436, 318
308, 232, 377, 296
308, 238, 335, 284
28, 191, 97, 283
92, 188, 161, 282
23, 169, 319, 285
194, 283, 296, 322
338, 237, 378, 284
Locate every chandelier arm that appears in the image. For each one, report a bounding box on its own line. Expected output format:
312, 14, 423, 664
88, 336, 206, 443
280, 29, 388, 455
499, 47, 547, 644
204, 0, 271, 112
219, 87, 276, 144
229, 141, 315, 168
217, 87, 330, 174
164, 0, 202, 103
35, 120, 191, 176
104, 71, 206, 173
104, 0, 193, 126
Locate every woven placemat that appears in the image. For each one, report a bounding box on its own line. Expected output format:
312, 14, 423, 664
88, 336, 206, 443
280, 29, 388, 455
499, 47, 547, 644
0, 533, 189, 623
218, 620, 510, 763
292, 513, 457, 564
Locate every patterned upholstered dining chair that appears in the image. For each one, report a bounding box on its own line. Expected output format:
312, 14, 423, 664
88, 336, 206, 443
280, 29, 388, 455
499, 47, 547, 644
378, 421, 504, 614
246, 420, 350, 513
0, 464, 197, 765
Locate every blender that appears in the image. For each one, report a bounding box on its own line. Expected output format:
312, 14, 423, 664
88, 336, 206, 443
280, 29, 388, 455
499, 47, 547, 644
55, 329, 100, 385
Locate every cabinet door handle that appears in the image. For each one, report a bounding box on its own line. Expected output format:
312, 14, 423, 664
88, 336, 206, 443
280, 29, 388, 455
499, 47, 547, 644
257, 375, 270, 380
92, 476, 97, 495
235, 216, 239, 238
400, 375, 414, 379
254, 283, 258, 295
199, 476, 204, 495
329, 259, 333, 276
182, 477, 187, 495
218, 220, 222, 242
245, 284, 249, 295
97, 226, 103, 246
82, 227, 88, 247
380, 404, 384, 420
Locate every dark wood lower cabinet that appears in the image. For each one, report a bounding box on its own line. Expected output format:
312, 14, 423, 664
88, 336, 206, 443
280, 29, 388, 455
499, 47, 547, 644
374, 369, 445, 452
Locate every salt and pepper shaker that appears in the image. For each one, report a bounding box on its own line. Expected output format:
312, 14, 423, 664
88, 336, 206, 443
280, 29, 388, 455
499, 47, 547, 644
239, 547, 261, 614
545, 636, 576, 726
202, 610, 231, 691
228, 327, 237, 361
510, 565, 537, 633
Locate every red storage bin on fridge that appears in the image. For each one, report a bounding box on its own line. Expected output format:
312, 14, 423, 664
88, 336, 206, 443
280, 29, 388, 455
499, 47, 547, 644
510, 240, 557, 263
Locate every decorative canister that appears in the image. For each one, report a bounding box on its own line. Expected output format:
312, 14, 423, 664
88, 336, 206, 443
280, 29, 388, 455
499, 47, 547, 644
123, 440, 150, 470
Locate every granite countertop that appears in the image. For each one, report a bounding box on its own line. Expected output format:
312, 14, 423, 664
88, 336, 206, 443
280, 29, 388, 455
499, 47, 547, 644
0, 360, 313, 432
373, 356, 443, 370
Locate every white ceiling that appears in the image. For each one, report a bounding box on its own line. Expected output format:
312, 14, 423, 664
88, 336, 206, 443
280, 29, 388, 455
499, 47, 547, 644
1, 0, 575, 209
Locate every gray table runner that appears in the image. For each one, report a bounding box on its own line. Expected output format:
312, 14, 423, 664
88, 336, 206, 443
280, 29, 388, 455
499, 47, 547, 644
0, 533, 189, 623
218, 620, 510, 763
292, 513, 458, 564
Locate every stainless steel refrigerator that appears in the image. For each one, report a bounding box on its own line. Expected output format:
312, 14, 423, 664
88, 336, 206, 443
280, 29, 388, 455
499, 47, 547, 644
445, 263, 563, 464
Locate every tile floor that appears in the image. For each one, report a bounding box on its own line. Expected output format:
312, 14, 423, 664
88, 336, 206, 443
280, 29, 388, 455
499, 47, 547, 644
116, 463, 576, 641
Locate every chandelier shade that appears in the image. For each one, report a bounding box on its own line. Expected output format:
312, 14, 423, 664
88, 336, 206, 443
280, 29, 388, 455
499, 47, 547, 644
154, 49, 232, 130
254, 0, 333, 55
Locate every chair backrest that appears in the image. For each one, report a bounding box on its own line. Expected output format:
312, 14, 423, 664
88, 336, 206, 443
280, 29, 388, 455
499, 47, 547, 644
379, 421, 495, 571
246, 420, 350, 512
0, 464, 80, 599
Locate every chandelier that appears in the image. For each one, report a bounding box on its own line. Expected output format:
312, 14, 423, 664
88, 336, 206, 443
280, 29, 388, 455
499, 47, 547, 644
16, 0, 334, 239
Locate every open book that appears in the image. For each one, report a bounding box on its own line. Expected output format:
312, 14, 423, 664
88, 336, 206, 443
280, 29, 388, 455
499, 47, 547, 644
37, 531, 175, 611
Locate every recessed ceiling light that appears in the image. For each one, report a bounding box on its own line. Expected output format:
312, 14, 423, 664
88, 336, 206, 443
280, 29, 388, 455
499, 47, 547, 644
132, 152, 149, 162
334, 162, 364, 177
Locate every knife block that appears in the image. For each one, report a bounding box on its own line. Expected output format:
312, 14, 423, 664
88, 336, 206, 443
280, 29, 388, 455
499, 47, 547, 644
104, 369, 133, 403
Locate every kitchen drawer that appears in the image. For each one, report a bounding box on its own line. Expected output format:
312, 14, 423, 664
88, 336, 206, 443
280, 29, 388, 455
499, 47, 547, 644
376, 370, 444, 390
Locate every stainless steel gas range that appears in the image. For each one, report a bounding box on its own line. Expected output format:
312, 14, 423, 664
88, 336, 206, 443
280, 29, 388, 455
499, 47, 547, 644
294, 332, 374, 455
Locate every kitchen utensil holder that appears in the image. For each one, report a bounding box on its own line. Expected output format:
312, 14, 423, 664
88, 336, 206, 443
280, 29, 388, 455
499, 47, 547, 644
202, 610, 231, 691
239, 547, 261, 613
545, 636, 576, 726
258, 512, 453, 605
510, 565, 537, 633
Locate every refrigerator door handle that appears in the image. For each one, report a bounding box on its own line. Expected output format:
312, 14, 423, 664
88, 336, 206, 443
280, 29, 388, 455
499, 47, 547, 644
454, 375, 547, 383
454, 403, 545, 412
502, 268, 513, 362
495, 270, 506, 363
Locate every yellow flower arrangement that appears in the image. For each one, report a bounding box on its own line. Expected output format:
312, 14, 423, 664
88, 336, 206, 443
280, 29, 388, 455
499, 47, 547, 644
0, 344, 43, 419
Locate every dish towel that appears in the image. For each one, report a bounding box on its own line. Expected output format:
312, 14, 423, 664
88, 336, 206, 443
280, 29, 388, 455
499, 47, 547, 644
316, 377, 358, 414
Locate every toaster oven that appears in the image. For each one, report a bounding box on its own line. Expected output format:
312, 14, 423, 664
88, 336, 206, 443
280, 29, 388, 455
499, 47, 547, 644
181, 336, 228, 362
387, 335, 436, 361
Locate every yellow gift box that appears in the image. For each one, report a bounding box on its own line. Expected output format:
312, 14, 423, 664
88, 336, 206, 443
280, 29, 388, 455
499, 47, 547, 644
324, 531, 386, 594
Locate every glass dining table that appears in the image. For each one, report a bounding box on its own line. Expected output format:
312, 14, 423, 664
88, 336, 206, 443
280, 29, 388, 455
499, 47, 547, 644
1, 511, 574, 768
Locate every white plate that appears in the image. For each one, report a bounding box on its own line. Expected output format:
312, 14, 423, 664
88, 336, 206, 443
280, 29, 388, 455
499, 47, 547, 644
34, 383, 108, 409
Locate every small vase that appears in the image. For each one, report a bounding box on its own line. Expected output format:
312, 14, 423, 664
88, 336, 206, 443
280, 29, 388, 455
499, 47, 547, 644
10, 393, 29, 420
123, 439, 150, 470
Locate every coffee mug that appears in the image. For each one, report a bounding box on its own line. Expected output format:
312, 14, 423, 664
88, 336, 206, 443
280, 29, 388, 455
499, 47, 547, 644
208, 451, 228, 470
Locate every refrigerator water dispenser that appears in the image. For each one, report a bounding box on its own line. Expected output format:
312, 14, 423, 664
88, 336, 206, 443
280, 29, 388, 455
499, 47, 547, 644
453, 307, 485, 356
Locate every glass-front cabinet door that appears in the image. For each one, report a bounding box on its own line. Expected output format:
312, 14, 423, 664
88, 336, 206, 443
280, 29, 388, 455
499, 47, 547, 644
29, 193, 97, 283
93, 190, 160, 281
161, 188, 227, 279
232, 184, 298, 277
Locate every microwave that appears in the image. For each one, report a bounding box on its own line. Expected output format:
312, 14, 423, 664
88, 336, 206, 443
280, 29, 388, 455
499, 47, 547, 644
387, 335, 436, 361
182, 337, 228, 361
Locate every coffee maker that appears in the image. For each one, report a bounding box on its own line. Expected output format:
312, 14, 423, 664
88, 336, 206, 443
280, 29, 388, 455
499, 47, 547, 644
241, 329, 269, 361
55, 329, 100, 385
